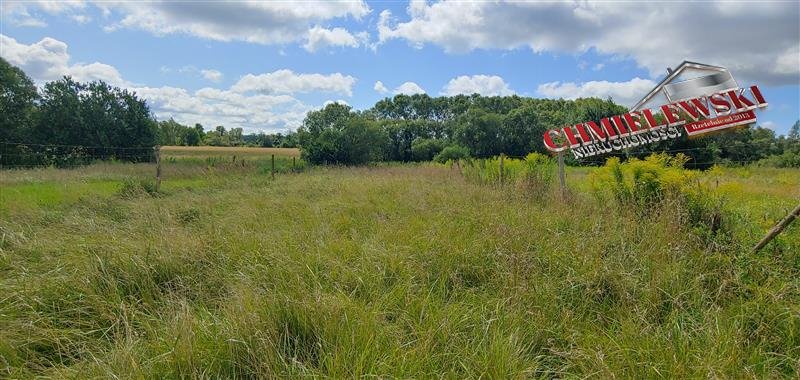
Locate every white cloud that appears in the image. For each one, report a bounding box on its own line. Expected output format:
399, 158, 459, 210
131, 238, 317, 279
231, 69, 356, 96
537, 77, 657, 107
0, 34, 343, 133
99, 1, 369, 46
394, 81, 426, 95
378, 1, 800, 85
374, 80, 389, 94
760, 121, 777, 131
200, 69, 223, 83
1, 0, 87, 27
304, 26, 363, 52
0, 34, 128, 86
135, 85, 312, 132
442, 75, 513, 96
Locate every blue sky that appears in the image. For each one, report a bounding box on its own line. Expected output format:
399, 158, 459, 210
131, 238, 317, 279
1, 1, 798, 135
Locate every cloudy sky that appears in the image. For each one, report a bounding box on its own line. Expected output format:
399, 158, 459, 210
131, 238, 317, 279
1, 0, 798, 135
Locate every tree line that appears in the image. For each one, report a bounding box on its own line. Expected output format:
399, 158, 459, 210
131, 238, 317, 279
2, 56, 797, 168
298, 93, 799, 168
0, 58, 297, 166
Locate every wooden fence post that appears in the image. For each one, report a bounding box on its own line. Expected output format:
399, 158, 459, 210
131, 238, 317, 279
154, 145, 162, 192
292, 156, 296, 172
271, 154, 275, 180
557, 151, 566, 199
499, 153, 505, 185
752, 203, 800, 252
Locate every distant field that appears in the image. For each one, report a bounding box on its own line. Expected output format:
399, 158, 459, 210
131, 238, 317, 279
0, 161, 798, 378
161, 145, 300, 158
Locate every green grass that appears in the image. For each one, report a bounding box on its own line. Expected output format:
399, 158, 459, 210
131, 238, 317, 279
0, 160, 798, 377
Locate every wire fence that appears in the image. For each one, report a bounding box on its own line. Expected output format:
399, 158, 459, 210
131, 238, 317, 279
0, 142, 305, 191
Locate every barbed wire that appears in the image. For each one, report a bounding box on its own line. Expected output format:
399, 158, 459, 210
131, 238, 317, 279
0, 141, 156, 150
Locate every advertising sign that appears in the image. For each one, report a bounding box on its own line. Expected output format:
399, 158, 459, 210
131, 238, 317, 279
543, 62, 768, 159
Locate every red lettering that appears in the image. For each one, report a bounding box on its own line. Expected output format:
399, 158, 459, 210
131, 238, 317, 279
585, 121, 615, 141
563, 124, 592, 147
727, 89, 756, 112
642, 109, 665, 129
709, 93, 731, 115
660, 104, 684, 126
750, 85, 768, 106
623, 112, 644, 134
677, 98, 710, 121
543, 129, 565, 152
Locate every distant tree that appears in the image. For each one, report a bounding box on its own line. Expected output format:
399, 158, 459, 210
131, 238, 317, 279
454, 108, 504, 157
228, 127, 244, 146
789, 120, 800, 140
194, 123, 205, 141
298, 103, 384, 164
0, 57, 38, 144
185, 128, 200, 146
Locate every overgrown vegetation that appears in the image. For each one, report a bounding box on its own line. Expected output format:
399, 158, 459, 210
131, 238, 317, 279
297, 94, 799, 167
1, 154, 797, 377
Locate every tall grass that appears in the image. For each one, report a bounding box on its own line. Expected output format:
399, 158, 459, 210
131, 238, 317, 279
0, 160, 798, 377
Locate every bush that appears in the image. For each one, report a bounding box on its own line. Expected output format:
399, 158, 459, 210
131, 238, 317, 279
410, 138, 447, 161
433, 145, 470, 164
590, 154, 730, 243
757, 151, 800, 168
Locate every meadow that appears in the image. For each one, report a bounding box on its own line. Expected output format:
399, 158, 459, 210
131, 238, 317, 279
0, 147, 798, 378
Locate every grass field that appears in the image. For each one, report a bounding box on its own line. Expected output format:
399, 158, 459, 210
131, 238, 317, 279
0, 154, 798, 377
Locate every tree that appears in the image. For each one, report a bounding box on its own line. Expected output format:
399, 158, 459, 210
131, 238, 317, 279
502, 105, 543, 156
0, 57, 38, 144
185, 128, 201, 146
454, 108, 504, 157
298, 103, 384, 164
789, 120, 800, 140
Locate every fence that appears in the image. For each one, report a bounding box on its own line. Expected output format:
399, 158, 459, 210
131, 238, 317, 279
0, 142, 305, 192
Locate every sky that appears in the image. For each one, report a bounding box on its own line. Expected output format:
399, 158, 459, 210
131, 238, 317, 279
1, 0, 798, 135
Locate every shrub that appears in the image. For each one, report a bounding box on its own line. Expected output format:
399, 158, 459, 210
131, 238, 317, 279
590, 154, 731, 243
410, 138, 447, 161
434, 145, 470, 164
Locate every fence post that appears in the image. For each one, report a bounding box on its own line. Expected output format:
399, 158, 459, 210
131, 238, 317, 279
232, 155, 236, 163
557, 151, 566, 199
154, 145, 162, 192
292, 156, 296, 172
271, 154, 275, 180
499, 153, 505, 185
752, 203, 800, 253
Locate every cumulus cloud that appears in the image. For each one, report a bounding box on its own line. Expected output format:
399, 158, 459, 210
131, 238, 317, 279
200, 69, 223, 83
0, 34, 349, 133
304, 26, 365, 52
0, 34, 128, 86
1, 0, 87, 27
231, 69, 356, 96
536, 77, 657, 107
99, 1, 369, 46
442, 75, 513, 96
374, 80, 389, 94
378, 1, 800, 85
136, 86, 312, 132
394, 81, 426, 95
